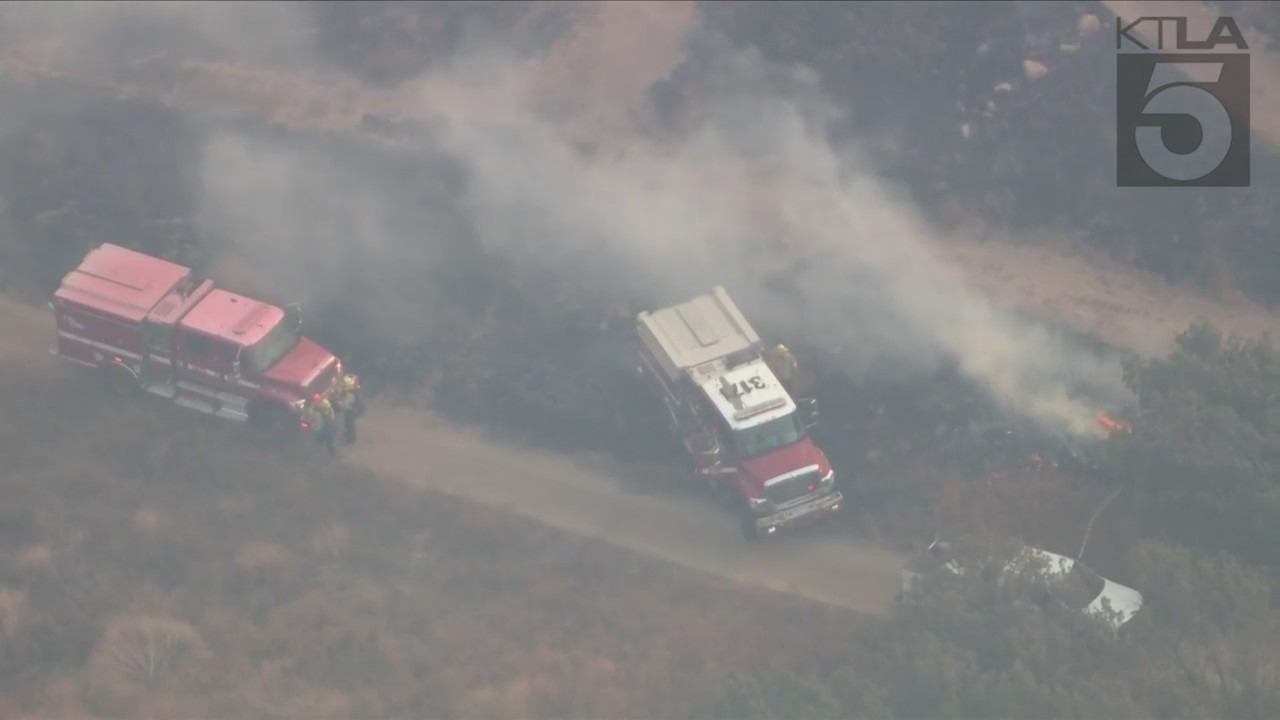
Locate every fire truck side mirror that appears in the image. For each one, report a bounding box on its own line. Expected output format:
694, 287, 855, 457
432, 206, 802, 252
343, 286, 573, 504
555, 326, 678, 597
798, 397, 819, 429
231, 347, 243, 378
690, 435, 720, 461
284, 303, 302, 330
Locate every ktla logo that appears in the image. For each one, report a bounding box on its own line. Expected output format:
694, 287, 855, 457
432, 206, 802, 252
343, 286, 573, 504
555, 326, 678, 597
1115, 16, 1250, 187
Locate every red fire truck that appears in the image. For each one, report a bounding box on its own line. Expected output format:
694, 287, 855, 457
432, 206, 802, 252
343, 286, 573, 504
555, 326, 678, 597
636, 286, 843, 540
50, 243, 345, 441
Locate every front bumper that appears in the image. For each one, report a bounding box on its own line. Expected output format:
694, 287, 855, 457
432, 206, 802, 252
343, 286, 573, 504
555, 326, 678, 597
297, 375, 347, 432
296, 394, 341, 433
755, 490, 844, 535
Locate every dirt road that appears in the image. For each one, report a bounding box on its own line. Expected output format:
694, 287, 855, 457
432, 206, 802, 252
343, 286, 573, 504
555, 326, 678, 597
0, 294, 904, 615
348, 407, 902, 613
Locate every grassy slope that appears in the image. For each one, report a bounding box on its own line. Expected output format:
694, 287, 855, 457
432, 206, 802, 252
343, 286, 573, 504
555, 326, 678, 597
0, 336, 866, 719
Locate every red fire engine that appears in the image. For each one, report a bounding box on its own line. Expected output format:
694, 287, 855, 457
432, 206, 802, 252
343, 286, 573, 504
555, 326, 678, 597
50, 243, 345, 440
636, 286, 843, 541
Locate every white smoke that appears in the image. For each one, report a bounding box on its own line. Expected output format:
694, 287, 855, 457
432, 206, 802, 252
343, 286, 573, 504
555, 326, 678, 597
1, 1, 1131, 437
409, 18, 1129, 437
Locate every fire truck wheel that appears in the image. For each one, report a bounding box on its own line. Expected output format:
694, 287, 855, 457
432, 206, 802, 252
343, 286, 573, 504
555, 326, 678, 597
712, 479, 740, 510
249, 405, 300, 446
100, 363, 140, 398
741, 508, 761, 542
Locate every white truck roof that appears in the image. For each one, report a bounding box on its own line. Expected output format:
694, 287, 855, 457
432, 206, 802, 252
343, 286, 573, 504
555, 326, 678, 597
637, 286, 760, 380
637, 286, 795, 430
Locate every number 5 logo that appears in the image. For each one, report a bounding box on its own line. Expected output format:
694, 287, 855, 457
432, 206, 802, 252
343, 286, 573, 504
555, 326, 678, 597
1133, 62, 1232, 182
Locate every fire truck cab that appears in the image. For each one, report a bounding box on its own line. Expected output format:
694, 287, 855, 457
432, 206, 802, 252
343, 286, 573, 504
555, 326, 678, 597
636, 286, 843, 540
50, 243, 345, 440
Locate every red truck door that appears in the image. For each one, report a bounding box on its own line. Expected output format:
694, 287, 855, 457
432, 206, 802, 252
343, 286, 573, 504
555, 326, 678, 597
141, 319, 176, 390
172, 330, 250, 421
678, 394, 736, 487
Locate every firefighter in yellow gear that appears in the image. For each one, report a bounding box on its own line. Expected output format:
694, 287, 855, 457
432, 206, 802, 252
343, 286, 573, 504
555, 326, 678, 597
333, 373, 365, 444
306, 396, 337, 457
764, 343, 798, 387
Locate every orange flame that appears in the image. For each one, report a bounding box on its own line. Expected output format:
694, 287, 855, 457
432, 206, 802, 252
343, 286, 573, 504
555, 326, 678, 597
1095, 412, 1132, 433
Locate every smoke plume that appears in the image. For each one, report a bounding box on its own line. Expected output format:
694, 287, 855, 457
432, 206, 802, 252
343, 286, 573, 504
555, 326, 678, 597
403, 6, 1131, 436
0, 1, 1130, 437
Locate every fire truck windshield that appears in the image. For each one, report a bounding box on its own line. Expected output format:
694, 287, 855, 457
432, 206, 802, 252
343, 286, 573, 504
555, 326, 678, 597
729, 412, 805, 459
245, 320, 299, 372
